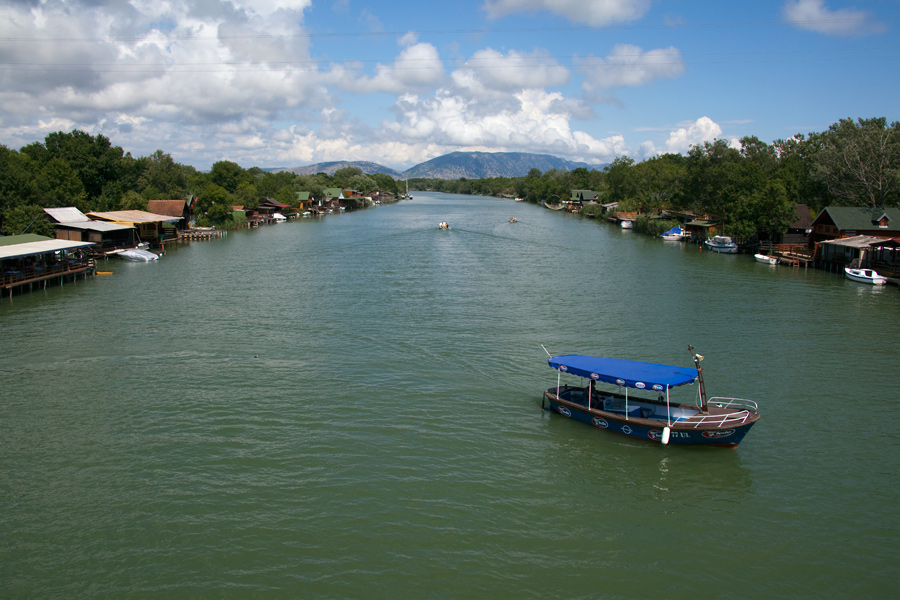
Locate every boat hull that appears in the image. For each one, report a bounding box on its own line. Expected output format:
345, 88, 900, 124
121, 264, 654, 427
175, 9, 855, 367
705, 243, 738, 253
844, 268, 886, 285
543, 390, 757, 448
118, 248, 159, 261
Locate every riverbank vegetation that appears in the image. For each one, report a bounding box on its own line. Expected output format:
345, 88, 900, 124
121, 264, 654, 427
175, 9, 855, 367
1, 117, 897, 238
414, 117, 899, 241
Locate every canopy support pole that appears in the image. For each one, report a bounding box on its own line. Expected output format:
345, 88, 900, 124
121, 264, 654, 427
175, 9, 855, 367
666, 387, 671, 426
625, 387, 629, 420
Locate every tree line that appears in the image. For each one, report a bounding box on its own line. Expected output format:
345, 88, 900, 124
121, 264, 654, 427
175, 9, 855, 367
1, 117, 897, 239
415, 117, 899, 241
0, 131, 402, 236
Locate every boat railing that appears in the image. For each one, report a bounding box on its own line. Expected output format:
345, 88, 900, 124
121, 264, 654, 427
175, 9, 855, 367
678, 397, 758, 428
708, 397, 758, 413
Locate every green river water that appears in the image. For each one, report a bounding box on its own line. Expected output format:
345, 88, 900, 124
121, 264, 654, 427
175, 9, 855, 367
2, 192, 898, 598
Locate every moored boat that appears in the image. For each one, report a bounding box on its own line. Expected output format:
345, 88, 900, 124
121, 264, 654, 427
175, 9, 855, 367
844, 267, 887, 285
754, 253, 778, 265
661, 227, 687, 241
619, 220, 633, 229
118, 248, 159, 261
704, 235, 738, 253
541, 346, 759, 447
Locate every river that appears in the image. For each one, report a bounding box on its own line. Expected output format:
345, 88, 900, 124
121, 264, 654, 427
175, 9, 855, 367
2, 192, 898, 598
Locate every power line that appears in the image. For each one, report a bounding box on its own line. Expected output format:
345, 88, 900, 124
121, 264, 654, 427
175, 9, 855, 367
1, 46, 897, 73
1, 16, 897, 44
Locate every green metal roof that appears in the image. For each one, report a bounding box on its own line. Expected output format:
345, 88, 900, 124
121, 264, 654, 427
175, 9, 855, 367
815, 207, 900, 232
0, 234, 52, 246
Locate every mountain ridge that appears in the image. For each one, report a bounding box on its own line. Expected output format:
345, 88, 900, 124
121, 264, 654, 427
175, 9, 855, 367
276, 151, 599, 180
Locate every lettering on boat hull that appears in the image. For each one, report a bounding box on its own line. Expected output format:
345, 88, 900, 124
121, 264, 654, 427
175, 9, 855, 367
591, 417, 609, 429
702, 429, 736, 439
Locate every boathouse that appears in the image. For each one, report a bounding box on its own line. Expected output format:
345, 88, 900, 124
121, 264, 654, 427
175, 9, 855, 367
44, 207, 137, 252
86, 210, 180, 245
0, 234, 96, 297
819, 235, 900, 275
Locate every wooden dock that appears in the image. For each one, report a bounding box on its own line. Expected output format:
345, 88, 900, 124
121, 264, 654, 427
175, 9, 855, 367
178, 228, 226, 241
763, 243, 814, 269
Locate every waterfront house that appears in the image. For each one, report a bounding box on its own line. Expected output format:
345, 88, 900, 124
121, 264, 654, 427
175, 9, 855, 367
296, 192, 312, 211
809, 206, 900, 271
259, 198, 293, 219
683, 219, 720, 241
570, 190, 601, 203
809, 206, 900, 246
44, 207, 137, 252
147, 200, 191, 231
86, 210, 181, 245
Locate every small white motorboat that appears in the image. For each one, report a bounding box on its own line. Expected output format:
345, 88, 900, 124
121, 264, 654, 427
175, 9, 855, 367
118, 248, 159, 261
754, 254, 778, 265
620, 220, 633, 229
272, 212, 286, 222
844, 268, 887, 285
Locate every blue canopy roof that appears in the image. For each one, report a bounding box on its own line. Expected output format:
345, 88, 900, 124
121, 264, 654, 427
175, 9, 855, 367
548, 354, 698, 391
662, 227, 684, 236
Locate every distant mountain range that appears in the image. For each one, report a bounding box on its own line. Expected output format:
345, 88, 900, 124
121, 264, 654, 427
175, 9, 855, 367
276, 151, 597, 180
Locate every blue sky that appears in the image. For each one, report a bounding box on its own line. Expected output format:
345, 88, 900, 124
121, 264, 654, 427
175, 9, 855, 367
1, 0, 897, 170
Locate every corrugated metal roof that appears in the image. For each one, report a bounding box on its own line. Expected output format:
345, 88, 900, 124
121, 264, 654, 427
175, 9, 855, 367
86, 210, 180, 224
0, 239, 94, 260
44, 207, 90, 222
821, 235, 891, 249
56, 221, 134, 232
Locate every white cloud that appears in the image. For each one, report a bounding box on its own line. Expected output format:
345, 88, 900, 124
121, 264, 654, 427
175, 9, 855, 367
353, 43, 445, 94
482, 0, 650, 26
663, 117, 722, 154
782, 0, 886, 36
579, 44, 685, 90
452, 48, 570, 94
382, 88, 627, 164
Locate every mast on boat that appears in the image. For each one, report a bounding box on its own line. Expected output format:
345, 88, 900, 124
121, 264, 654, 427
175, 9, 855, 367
689, 345, 709, 413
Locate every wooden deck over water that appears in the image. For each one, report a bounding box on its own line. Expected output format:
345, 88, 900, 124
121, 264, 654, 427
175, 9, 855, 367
1, 260, 95, 297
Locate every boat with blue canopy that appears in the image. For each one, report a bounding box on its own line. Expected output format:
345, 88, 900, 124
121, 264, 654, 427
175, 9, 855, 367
660, 227, 687, 241
542, 346, 759, 447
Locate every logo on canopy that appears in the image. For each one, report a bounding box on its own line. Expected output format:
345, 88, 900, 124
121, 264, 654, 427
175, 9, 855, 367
653, 384, 664, 391
616, 378, 626, 386
559, 365, 568, 372
635, 382, 646, 389
591, 373, 600, 380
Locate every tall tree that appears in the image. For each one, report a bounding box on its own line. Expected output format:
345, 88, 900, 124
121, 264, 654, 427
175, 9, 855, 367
604, 156, 638, 204
138, 150, 190, 198
810, 117, 900, 208
209, 161, 246, 193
